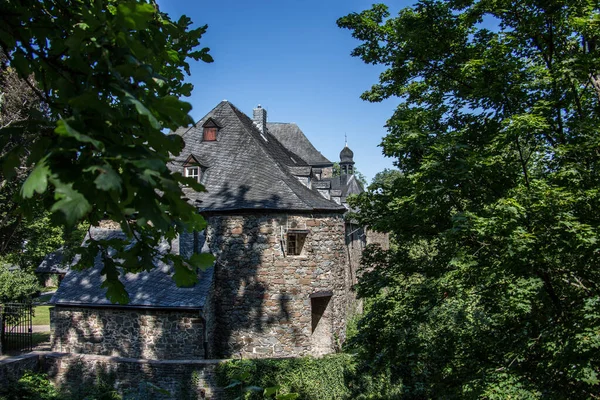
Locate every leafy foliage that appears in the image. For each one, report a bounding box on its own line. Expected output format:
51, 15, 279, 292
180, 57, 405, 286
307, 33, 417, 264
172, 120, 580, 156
339, 0, 600, 398
0, 264, 39, 302
0, 371, 59, 400
0, 0, 215, 302
216, 355, 354, 400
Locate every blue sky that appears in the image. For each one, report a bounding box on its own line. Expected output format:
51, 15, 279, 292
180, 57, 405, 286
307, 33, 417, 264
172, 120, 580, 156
156, 0, 412, 183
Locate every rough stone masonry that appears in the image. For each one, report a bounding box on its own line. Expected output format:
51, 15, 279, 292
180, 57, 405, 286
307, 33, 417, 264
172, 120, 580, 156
204, 212, 355, 359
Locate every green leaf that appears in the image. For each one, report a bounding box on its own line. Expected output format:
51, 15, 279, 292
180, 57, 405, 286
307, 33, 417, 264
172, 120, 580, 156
117, 2, 155, 30
21, 157, 50, 198
55, 119, 105, 150
85, 164, 123, 192
167, 49, 180, 62
51, 180, 92, 226
264, 386, 280, 397
172, 258, 198, 287
189, 253, 215, 271
120, 90, 161, 129
100, 256, 130, 304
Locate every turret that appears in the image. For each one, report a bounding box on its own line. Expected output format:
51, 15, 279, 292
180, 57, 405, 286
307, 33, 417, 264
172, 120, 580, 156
339, 145, 355, 175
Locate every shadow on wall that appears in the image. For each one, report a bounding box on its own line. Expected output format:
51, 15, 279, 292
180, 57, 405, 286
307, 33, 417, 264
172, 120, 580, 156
48, 354, 215, 399
206, 184, 299, 358
50, 308, 204, 360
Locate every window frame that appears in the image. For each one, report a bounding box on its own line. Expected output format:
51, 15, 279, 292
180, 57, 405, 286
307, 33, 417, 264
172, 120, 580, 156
184, 165, 201, 183
286, 230, 309, 256
202, 118, 220, 142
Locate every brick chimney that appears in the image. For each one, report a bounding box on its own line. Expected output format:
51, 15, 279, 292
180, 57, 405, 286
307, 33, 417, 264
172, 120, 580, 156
253, 105, 267, 134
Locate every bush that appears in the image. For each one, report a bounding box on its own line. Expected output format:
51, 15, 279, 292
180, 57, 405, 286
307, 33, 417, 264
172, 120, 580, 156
0, 371, 59, 400
216, 354, 355, 400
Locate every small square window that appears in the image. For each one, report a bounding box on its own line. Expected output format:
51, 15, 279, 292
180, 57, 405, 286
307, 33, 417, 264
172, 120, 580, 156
185, 166, 201, 182
287, 231, 308, 256
203, 127, 217, 141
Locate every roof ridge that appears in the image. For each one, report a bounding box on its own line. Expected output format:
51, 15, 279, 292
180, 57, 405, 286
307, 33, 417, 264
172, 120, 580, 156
179, 101, 229, 139
225, 103, 332, 210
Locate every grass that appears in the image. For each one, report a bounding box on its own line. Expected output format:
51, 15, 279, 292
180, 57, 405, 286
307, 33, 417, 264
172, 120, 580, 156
32, 306, 50, 326
32, 332, 51, 346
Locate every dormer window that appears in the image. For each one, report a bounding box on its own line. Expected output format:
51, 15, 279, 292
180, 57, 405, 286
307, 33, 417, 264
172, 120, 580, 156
185, 166, 200, 182
183, 154, 206, 184
202, 118, 220, 141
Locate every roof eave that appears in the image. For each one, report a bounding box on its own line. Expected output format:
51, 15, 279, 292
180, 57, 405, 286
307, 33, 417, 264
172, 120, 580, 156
50, 302, 205, 311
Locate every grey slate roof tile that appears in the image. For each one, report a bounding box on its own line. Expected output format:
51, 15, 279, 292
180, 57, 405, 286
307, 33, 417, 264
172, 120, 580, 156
171, 101, 345, 213
36, 249, 68, 274
50, 228, 213, 309
321, 174, 364, 203
267, 122, 332, 167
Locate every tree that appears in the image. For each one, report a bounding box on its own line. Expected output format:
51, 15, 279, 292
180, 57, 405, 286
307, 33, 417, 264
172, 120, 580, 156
0, 49, 86, 271
339, 1, 600, 398
368, 168, 402, 191
0, 0, 215, 303
0, 265, 39, 302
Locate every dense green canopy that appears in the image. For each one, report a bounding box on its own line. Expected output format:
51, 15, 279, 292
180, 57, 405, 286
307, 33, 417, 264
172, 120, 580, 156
339, 0, 600, 398
0, 0, 214, 303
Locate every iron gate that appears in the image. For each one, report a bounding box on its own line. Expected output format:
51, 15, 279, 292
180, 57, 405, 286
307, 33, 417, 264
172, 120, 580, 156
0, 302, 33, 353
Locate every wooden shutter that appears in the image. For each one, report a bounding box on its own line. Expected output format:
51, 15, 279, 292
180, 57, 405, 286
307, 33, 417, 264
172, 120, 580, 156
203, 127, 217, 141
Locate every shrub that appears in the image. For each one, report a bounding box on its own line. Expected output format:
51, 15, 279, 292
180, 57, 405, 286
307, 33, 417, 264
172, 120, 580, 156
216, 354, 355, 400
0, 265, 39, 302
0, 371, 59, 400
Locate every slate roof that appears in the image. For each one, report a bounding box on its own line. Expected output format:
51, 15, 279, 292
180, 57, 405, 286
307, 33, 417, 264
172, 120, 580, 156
50, 228, 213, 309
340, 145, 355, 164
36, 249, 69, 274
322, 174, 364, 203
171, 101, 345, 213
267, 122, 332, 167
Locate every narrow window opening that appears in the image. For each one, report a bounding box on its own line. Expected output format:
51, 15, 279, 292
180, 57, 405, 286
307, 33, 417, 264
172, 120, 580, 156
286, 231, 307, 256
311, 295, 331, 333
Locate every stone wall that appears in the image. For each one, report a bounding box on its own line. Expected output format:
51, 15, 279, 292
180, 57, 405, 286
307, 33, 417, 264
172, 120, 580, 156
0, 352, 224, 400
51, 307, 205, 360
345, 223, 366, 288
366, 229, 390, 250
0, 352, 40, 382
205, 212, 350, 358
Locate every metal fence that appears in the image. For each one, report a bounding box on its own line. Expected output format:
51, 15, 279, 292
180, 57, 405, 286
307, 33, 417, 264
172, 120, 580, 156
0, 302, 33, 354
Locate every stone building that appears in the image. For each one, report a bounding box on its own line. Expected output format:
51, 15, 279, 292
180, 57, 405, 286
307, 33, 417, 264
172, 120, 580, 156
50, 101, 384, 360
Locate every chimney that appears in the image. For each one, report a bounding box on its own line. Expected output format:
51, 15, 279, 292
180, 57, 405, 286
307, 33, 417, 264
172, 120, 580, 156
253, 105, 267, 134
